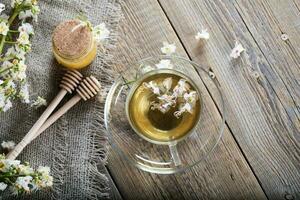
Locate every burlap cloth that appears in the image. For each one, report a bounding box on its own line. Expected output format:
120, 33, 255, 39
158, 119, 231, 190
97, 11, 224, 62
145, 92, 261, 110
0, 0, 122, 199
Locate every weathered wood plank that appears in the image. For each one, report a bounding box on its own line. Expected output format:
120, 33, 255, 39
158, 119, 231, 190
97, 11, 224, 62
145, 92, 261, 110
234, 0, 300, 130
102, 166, 123, 200
106, 0, 267, 199
158, 0, 300, 199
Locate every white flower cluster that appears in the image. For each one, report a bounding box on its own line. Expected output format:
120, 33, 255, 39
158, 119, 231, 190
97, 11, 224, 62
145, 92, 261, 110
139, 41, 199, 117
139, 42, 176, 74
31, 95, 47, 108
0, 154, 53, 194
0, 0, 40, 112
12, 0, 40, 21
74, 16, 110, 47
0, 21, 9, 36
140, 59, 174, 74
92, 23, 110, 43
143, 77, 198, 118
194, 28, 246, 59
1, 140, 16, 150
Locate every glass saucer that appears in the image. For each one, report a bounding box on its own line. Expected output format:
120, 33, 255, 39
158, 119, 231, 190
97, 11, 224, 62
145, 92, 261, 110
104, 55, 225, 174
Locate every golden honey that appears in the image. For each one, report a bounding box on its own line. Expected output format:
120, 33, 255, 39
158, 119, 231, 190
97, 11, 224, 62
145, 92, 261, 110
126, 70, 201, 144
52, 42, 97, 69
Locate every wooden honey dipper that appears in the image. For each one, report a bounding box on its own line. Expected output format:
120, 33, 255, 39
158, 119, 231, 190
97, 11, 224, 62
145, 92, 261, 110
6, 70, 83, 160
32, 76, 101, 140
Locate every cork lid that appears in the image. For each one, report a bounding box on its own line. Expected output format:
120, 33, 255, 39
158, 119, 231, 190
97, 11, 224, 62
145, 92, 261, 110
52, 19, 93, 58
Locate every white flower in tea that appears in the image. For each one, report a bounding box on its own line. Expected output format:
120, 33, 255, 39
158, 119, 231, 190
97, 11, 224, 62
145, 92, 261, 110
173, 79, 190, 97
161, 42, 176, 55
144, 77, 198, 118
148, 78, 176, 113
195, 29, 210, 40
230, 41, 245, 59
1, 140, 15, 150
151, 101, 171, 113
151, 94, 176, 113
157, 94, 175, 103
174, 103, 192, 118
0, 22, 9, 36
174, 91, 198, 118
93, 23, 110, 43
143, 81, 160, 95
162, 77, 172, 92
184, 91, 198, 104
155, 59, 173, 69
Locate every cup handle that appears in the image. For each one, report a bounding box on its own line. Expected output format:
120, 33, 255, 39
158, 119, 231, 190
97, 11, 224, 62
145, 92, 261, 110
169, 143, 182, 166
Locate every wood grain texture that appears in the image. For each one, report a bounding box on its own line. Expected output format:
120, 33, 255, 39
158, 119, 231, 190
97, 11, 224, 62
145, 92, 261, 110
158, 0, 300, 199
101, 166, 123, 200
106, 0, 267, 199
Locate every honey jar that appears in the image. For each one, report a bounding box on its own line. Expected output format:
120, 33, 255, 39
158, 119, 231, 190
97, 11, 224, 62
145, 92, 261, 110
52, 19, 97, 69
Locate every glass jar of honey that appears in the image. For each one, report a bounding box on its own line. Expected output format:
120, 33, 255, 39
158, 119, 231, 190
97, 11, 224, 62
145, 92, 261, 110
52, 19, 97, 69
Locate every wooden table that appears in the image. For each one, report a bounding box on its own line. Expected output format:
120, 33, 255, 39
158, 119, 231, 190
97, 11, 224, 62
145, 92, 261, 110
105, 0, 300, 199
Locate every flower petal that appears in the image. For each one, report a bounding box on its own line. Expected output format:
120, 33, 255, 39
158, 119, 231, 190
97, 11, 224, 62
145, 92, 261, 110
230, 41, 245, 59
155, 59, 173, 69
162, 77, 172, 91
195, 29, 210, 40
161, 42, 176, 55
